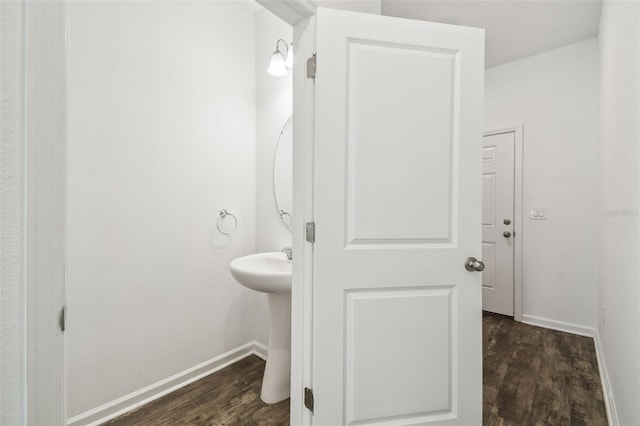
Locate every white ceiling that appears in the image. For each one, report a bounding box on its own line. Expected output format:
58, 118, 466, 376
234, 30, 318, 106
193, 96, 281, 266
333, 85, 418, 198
381, 0, 602, 68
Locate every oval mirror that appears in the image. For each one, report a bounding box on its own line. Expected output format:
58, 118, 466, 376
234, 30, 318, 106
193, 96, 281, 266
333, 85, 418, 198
273, 116, 293, 232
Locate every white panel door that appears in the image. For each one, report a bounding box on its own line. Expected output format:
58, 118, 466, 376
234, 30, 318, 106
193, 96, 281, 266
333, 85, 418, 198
311, 8, 485, 425
481, 132, 515, 316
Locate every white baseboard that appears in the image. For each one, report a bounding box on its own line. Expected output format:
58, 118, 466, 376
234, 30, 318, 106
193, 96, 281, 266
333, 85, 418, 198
594, 330, 619, 425
521, 314, 596, 337
67, 340, 268, 426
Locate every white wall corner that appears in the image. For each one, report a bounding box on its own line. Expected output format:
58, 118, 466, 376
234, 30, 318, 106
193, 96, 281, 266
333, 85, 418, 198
594, 329, 619, 426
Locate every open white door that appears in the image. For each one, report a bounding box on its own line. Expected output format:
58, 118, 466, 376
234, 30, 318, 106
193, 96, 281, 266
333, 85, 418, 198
303, 8, 485, 425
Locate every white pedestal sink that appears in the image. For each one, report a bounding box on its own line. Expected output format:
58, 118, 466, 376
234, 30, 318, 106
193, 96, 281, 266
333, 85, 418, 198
229, 252, 292, 403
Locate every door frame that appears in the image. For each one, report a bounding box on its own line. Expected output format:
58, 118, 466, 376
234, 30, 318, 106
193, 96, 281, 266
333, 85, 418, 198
256, 0, 316, 26
24, 1, 68, 424
483, 125, 524, 322
290, 11, 316, 426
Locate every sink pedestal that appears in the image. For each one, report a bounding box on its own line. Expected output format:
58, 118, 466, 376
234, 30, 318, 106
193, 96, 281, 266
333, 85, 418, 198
228, 252, 292, 404
261, 293, 291, 403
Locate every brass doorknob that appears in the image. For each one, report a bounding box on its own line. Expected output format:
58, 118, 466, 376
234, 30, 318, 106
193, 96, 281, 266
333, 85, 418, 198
503, 231, 512, 238
465, 257, 485, 272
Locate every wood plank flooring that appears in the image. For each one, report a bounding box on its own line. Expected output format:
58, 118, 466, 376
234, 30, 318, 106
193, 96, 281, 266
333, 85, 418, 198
107, 313, 607, 425
106, 356, 289, 426
483, 312, 607, 425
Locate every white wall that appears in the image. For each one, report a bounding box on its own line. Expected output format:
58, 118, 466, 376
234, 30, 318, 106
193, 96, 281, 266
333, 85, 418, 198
598, 0, 640, 423
0, 1, 26, 424
67, 2, 261, 417
484, 39, 600, 330
255, 10, 293, 343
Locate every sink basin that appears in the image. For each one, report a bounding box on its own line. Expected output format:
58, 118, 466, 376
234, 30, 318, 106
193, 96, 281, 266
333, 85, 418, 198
229, 252, 292, 293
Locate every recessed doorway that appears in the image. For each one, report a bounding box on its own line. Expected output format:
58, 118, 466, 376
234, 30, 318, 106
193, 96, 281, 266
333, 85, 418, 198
482, 126, 523, 320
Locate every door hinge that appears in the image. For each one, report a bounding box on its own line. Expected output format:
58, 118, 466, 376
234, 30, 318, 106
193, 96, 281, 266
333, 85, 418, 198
305, 221, 316, 243
59, 305, 66, 332
306, 53, 316, 79
304, 387, 314, 413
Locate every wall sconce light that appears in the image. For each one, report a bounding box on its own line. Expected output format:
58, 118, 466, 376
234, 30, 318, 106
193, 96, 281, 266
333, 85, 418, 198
268, 39, 293, 77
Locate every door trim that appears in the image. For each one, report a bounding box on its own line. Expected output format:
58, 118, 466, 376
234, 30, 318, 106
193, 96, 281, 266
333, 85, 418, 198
256, 0, 317, 26
483, 125, 523, 322
291, 14, 316, 426
25, 1, 68, 424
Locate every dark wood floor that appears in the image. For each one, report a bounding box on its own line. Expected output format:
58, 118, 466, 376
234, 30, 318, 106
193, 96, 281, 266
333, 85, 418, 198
107, 313, 607, 425
106, 356, 289, 426
483, 312, 607, 425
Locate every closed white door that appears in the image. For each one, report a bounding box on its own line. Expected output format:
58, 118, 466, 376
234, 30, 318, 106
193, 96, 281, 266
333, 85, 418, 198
482, 132, 515, 316
309, 8, 485, 425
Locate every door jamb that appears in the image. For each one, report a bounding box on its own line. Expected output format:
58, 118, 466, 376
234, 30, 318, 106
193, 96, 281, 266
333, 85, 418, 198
25, 1, 68, 424
291, 13, 316, 426
483, 125, 524, 322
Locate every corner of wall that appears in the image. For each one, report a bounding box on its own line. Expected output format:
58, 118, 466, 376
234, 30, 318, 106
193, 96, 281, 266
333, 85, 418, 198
594, 328, 619, 425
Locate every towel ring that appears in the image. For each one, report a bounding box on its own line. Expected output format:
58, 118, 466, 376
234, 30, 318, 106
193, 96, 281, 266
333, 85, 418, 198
217, 209, 237, 235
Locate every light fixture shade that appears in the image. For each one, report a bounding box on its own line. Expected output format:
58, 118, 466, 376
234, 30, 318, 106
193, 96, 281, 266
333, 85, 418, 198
268, 51, 287, 77
284, 44, 293, 69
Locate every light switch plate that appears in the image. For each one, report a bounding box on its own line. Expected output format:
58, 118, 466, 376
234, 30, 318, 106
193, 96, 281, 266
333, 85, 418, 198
530, 206, 547, 220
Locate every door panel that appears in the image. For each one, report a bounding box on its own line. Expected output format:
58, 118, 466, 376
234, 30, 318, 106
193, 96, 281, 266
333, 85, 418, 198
346, 41, 456, 244
482, 173, 496, 227
312, 8, 484, 425
481, 242, 497, 290
345, 287, 454, 424
481, 132, 515, 316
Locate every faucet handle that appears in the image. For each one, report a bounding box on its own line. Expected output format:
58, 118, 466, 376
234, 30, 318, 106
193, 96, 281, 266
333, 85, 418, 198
282, 246, 292, 261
